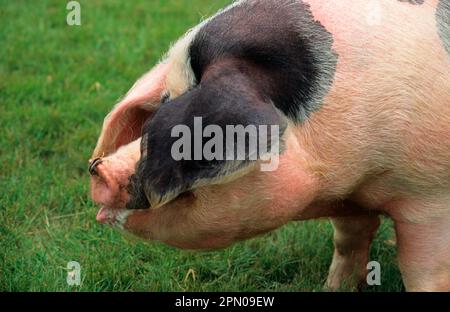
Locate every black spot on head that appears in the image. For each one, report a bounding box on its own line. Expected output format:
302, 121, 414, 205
437, 0, 450, 58
126, 64, 287, 209
189, 0, 338, 123
397, 0, 425, 5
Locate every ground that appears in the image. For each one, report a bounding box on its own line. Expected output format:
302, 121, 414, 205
0, 0, 404, 291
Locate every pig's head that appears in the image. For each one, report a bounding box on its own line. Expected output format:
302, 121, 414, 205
90, 0, 337, 249
89, 58, 320, 250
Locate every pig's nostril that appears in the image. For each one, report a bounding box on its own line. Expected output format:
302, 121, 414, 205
89, 158, 103, 176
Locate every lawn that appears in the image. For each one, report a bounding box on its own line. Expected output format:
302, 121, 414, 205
0, 0, 404, 291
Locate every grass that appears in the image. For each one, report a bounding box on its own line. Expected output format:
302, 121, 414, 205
0, 0, 404, 291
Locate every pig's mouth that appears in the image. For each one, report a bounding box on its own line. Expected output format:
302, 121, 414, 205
95, 206, 132, 228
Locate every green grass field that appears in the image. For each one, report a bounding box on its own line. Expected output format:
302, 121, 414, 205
0, 0, 404, 291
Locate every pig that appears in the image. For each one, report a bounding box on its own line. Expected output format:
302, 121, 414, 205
89, 0, 450, 291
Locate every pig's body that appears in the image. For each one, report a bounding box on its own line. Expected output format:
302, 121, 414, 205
90, 0, 450, 291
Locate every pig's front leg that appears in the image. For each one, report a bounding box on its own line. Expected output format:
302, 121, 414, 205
326, 214, 380, 291
392, 199, 450, 291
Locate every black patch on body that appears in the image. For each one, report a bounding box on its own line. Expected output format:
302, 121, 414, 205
189, 0, 338, 122
397, 0, 425, 5
437, 0, 450, 57
126, 65, 287, 209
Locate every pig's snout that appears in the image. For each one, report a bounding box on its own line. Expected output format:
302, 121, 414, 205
88, 157, 103, 177
89, 139, 144, 225
89, 158, 121, 209
89, 158, 133, 225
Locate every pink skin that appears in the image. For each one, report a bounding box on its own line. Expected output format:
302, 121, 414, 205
91, 138, 141, 224
90, 1, 450, 291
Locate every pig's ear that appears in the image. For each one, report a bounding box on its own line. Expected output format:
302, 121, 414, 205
127, 74, 288, 209
91, 62, 171, 159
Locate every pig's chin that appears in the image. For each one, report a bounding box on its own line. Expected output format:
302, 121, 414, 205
95, 190, 195, 229
96, 206, 132, 228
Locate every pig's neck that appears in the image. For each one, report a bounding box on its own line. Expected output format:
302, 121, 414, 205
274, 128, 364, 221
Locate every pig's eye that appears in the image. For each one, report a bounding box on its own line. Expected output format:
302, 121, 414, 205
161, 92, 170, 104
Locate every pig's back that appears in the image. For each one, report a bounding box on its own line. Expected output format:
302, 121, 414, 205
305, 0, 449, 93
300, 0, 450, 199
